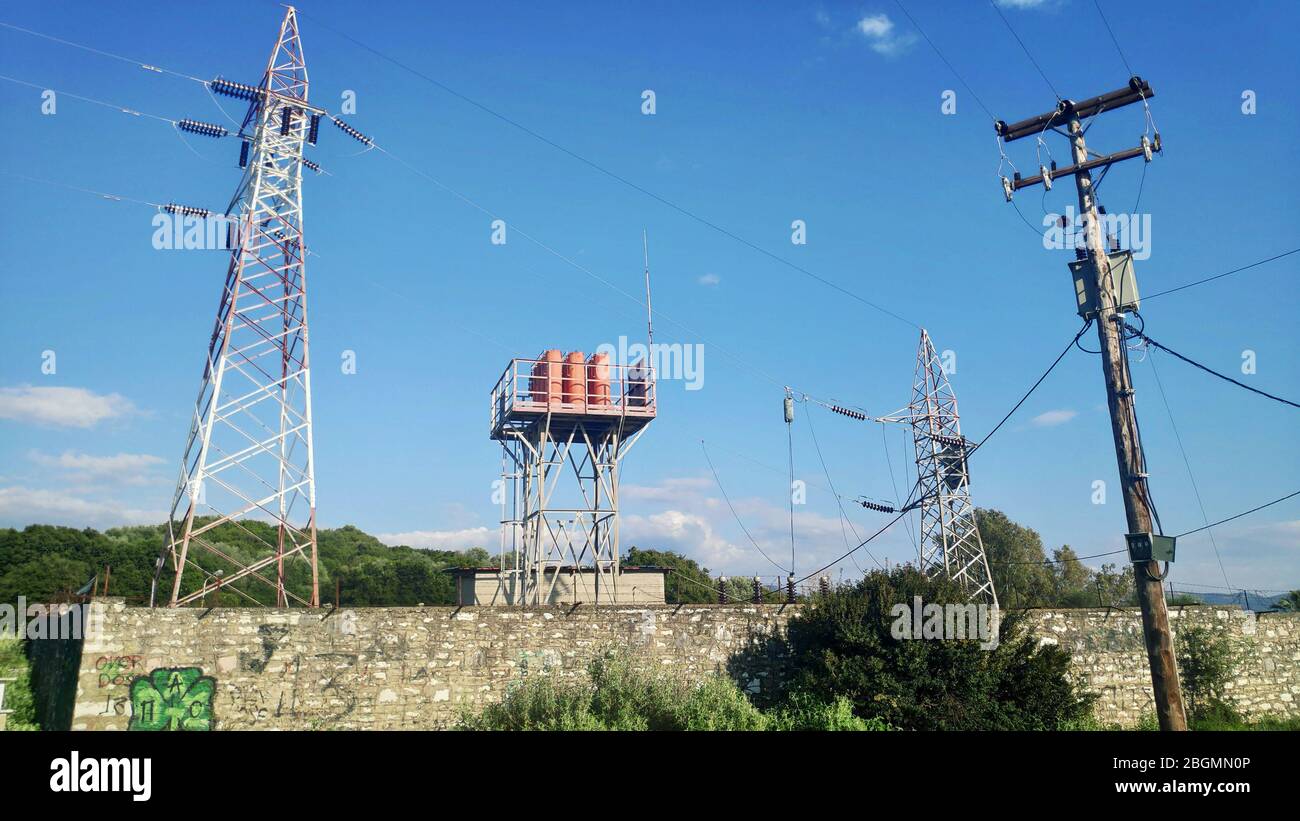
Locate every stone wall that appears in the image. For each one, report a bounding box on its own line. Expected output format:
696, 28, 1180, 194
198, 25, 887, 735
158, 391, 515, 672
46, 599, 1299, 730
65, 599, 792, 730
1020, 606, 1298, 726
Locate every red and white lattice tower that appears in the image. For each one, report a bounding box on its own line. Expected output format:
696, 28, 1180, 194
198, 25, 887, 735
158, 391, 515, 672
152, 7, 324, 607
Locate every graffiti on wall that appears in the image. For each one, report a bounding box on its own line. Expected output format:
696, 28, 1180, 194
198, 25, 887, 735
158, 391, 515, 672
128, 667, 216, 731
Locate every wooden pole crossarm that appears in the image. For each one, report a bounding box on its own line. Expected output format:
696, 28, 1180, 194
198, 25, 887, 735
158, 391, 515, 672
995, 76, 1154, 142
1011, 139, 1157, 192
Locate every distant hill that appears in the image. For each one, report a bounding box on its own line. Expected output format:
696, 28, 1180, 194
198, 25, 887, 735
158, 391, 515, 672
1174, 589, 1287, 612
0, 521, 493, 607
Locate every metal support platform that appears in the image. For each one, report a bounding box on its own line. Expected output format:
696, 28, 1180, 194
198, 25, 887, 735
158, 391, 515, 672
491, 357, 655, 605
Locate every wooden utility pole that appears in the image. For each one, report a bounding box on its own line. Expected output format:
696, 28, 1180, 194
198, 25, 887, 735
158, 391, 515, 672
997, 78, 1186, 730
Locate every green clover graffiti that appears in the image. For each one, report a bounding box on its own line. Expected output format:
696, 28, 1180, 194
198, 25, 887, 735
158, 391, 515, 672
128, 667, 216, 731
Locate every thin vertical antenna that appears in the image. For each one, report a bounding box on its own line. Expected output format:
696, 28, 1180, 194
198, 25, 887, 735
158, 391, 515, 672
642, 229, 653, 349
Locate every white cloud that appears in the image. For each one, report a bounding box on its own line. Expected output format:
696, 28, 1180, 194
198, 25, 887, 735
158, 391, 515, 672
854, 13, 917, 56
624, 509, 748, 570
377, 526, 493, 551
0, 385, 137, 428
996, 0, 1050, 8
856, 14, 894, 38
1031, 409, 1078, 427
698, 273, 721, 287
0, 485, 165, 529
28, 450, 165, 485
622, 475, 713, 503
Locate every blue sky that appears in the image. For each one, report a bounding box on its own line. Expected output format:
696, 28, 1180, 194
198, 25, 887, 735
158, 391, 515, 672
0, 0, 1297, 593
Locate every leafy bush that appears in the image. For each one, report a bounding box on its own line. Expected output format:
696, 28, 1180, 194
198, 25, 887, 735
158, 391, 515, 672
458, 651, 768, 731
1176, 625, 1242, 726
0, 639, 39, 730
771, 566, 1096, 730
458, 650, 888, 731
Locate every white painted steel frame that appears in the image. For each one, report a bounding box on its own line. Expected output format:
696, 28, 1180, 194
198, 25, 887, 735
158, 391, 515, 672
151, 7, 320, 608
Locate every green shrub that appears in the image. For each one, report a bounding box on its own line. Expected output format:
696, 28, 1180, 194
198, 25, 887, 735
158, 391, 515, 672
458, 651, 769, 731
765, 692, 895, 731
772, 566, 1096, 730
0, 638, 39, 730
1176, 625, 1241, 726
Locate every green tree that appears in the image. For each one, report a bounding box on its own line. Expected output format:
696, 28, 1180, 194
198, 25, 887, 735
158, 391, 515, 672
770, 566, 1096, 730
977, 509, 1054, 609
625, 547, 716, 603
1271, 590, 1300, 612
1176, 625, 1241, 725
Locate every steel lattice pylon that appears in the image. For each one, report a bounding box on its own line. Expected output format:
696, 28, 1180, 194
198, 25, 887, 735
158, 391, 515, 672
152, 7, 323, 608
909, 330, 998, 607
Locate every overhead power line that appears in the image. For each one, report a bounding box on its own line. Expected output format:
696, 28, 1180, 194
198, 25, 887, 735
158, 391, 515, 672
987, 0, 1062, 100
0, 20, 208, 85
892, 0, 996, 122
0, 73, 187, 127
1147, 354, 1232, 589
1125, 322, 1300, 410
966, 320, 1093, 457
701, 440, 790, 574
291, 8, 921, 330
1091, 0, 1135, 76
1174, 489, 1300, 539
1142, 247, 1300, 301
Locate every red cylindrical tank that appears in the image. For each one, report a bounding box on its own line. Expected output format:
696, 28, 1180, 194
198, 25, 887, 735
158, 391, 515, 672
563, 351, 586, 410
530, 349, 562, 403
587, 352, 611, 407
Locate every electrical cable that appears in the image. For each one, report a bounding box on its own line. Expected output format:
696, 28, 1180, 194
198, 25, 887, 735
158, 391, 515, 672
1173, 489, 1300, 539
988, 0, 1062, 100
0, 73, 187, 127
803, 400, 881, 571
990, 548, 1127, 566
786, 394, 798, 578
1146, 349, 1232, 588
966, 320, 1092, 457
293, 8, 921, 331
880, 423, 918, 553
1142, 248, 1300, 301
0, 20, 210, 85
891, 0, 997, 122
794, 479, 921, 584
1123, 323, 1300, 410
1091, 0, 1135, 77
700, 440, 790, 574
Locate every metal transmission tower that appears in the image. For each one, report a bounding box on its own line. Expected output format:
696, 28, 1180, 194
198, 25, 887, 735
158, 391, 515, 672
152, 6, 326, 608
908, 330, 998, 607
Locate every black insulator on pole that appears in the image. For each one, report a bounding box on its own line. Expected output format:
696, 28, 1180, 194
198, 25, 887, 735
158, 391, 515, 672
163, 203, 212, 219
238, 140, 250, 169
331, 116, 374, 146
718, 576, 728, 605
209, 77, 259, 101
787, 575, 797, 603
307, 114, 320, 145
751, 576, 762, 604
280, 107, 293, 136
302, 157, 321, 174
177, 118, 229, 139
